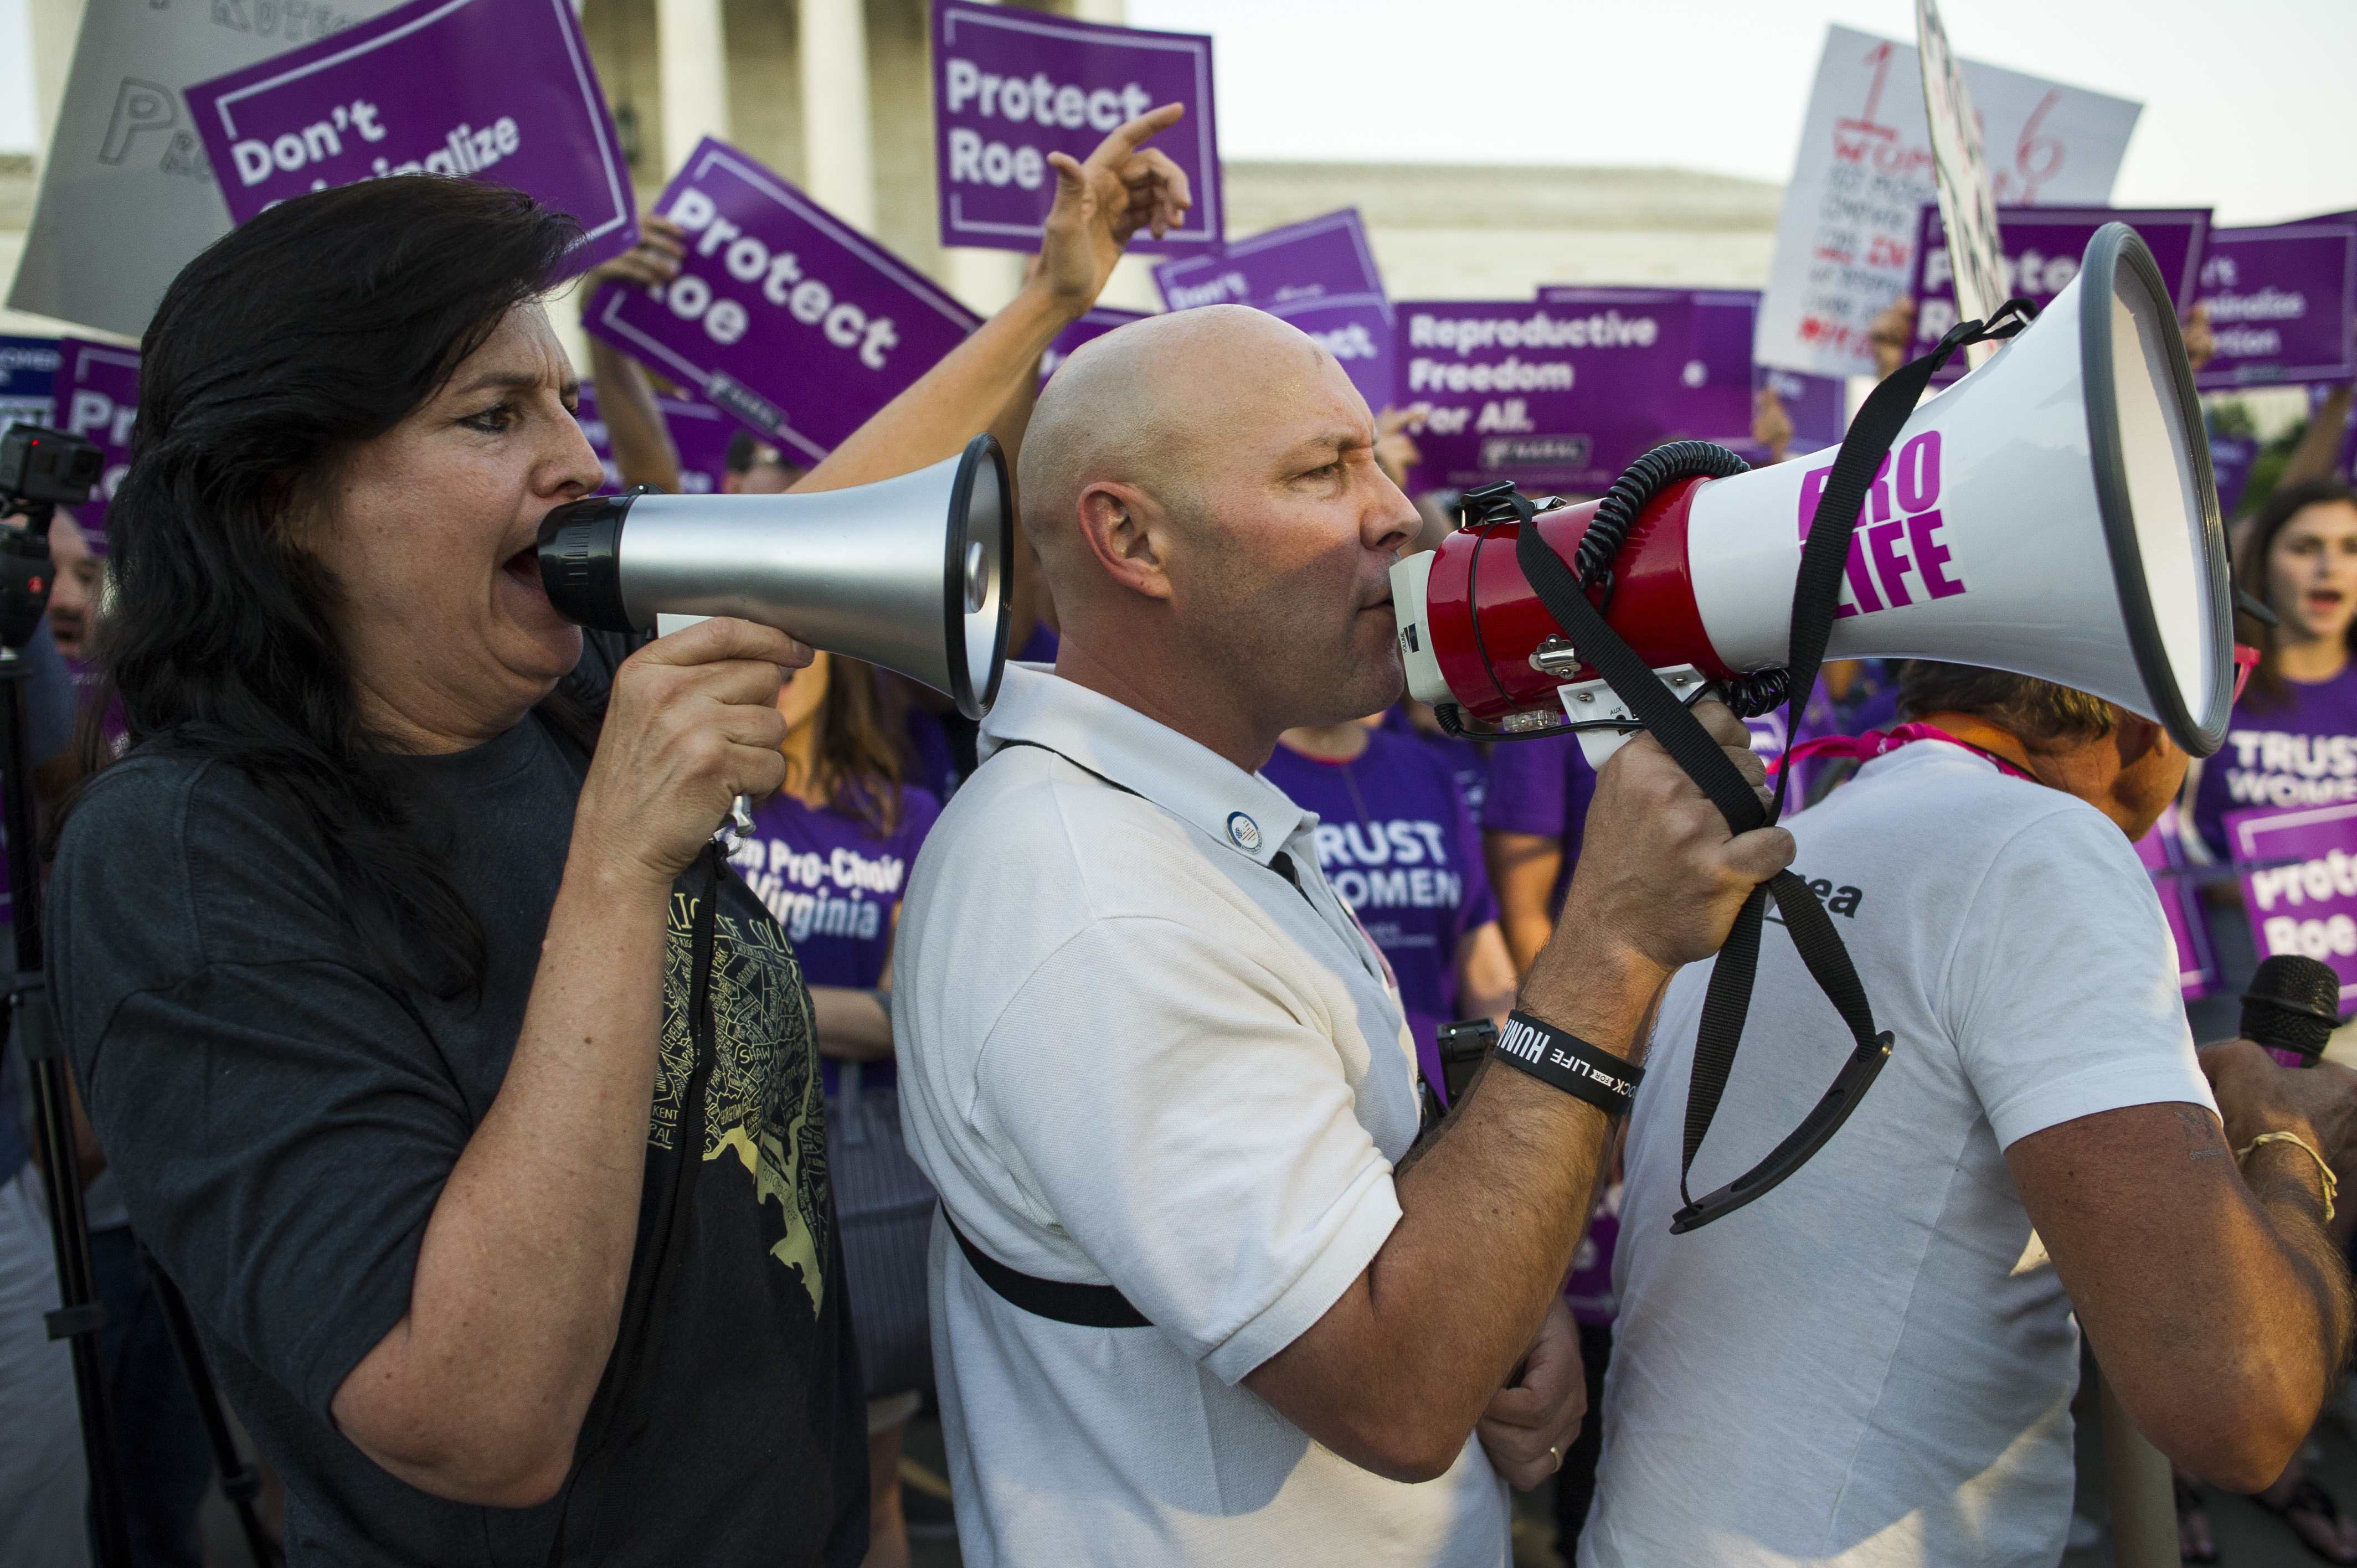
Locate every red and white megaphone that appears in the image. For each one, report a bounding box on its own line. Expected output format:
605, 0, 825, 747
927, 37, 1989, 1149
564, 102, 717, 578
1391, 224, 2234, 764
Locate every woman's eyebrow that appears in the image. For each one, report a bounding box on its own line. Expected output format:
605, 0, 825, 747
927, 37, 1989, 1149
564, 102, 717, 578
452, 368, 553, 398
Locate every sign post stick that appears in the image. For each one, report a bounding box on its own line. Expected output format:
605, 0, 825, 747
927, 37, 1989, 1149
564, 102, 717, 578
2099, 1363, 2178, 1568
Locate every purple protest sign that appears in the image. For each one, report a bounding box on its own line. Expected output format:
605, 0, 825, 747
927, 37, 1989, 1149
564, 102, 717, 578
1534, 287, 1843, 463
2209, 433, 2260, 518
1265, 295, 1395, 414
1154, 209, 1378, 312
2227, 801, 2357, 1005
573, 381, 737, 494
1682, 291, 1763, 445
0, 338, 61, 440
54, 339, 140, 549
585, 139, 979, 465
2191, 224, 2357, 391
1756, 365, 1847, 461
932, 1, 1220, 256
186, 0, 634, 272
1398, 293, 1700, 494
1041, 307, 1146, 385
1155, 209, 1392, 409
1907, 205, 2211, 382
2134, 804, 2215, 1000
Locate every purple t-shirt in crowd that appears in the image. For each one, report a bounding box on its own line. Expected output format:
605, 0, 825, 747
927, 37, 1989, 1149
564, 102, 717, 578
1261, 728, 1498, 1093
902, 709, 961, 803
1381, 706, 1490, 820
728, 783, 941, 1094
899, 622, 1061, 804
1783, 659, 1901, 804
1480, 734, 1598, 919
2194, 663, 2357, 857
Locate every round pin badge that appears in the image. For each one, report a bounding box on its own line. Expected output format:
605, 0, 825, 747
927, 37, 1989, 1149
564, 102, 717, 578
1226, 812, 1262, 851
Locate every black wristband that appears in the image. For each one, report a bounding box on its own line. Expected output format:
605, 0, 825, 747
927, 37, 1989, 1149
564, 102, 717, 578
1491, 1010, 1644, 1117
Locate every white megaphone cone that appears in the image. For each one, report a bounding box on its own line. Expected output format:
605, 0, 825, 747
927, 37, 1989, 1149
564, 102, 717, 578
537, 431, 1014, 719
1392, 224, 2233, 761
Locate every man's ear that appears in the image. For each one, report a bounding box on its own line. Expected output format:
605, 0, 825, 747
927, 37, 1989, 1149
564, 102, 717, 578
1074, 482, 1174, 602
2109, 708, 2173, 767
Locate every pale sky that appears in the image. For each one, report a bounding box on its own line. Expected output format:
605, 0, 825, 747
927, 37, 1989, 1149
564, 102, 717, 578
6, 0, 2349, 226
1129, 0, 2356, 227
0, 0, 33, 151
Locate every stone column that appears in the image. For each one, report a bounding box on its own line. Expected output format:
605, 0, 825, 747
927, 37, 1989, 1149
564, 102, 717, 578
798, 0, 876, 232
656, 0, 732, 176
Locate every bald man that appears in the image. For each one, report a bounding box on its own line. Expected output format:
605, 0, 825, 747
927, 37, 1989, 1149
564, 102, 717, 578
893, 306, 1792, 1566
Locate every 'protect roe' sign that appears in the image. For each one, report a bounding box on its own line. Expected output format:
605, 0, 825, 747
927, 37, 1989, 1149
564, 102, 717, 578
585, 138, 979, 464
931, 0, 1221, 256
2227, 801, 2357, 1004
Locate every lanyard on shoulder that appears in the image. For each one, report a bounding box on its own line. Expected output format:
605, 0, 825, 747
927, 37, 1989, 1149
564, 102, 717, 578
1773, 722, 2038, 783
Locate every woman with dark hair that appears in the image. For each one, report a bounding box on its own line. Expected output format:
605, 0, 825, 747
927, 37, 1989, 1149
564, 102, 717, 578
46, 107, 1190, 1566
729, 654, 940, 1568
2179, 474, 2357, 1564
2191, 477, 2357, 858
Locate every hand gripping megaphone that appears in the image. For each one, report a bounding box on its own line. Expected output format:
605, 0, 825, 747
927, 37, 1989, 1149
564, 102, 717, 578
1392, 223, 2232, 767
1394, 225, 2231, 1232
536, 432, 1015, 719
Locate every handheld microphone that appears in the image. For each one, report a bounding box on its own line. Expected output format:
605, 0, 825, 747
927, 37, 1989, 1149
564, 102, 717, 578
2240, 955, 2343, 1068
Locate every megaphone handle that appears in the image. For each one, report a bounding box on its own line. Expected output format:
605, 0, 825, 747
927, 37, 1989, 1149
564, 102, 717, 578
721, 795, 754, 848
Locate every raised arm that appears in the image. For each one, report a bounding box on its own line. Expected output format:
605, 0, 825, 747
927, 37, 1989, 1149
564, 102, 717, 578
579, 218, 689, 493
2007, 1044, 2357, 1490
1243, 704, 1793, 1483
2283, 384, 2355, 492
1486, 830, 1563, 973
792, 106, 1191, 495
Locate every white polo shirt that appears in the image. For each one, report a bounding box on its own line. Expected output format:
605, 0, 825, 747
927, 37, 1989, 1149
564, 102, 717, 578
894, 664, 1510, 1567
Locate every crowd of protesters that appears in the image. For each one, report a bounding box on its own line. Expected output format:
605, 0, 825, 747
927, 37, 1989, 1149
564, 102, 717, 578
4, 99, 2357, 1568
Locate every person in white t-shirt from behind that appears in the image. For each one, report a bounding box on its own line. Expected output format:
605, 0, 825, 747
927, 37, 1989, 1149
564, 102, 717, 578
1584, 659, 2357, 1567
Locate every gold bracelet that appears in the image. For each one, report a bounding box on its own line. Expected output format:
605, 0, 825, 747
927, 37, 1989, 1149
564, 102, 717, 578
2236, 1130, 2339, 1225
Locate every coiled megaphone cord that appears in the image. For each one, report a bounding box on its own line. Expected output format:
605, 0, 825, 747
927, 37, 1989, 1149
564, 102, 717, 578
1561, 439, 1813, 720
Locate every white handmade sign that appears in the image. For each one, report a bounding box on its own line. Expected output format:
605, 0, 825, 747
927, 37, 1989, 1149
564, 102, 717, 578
1754, 25, 2139, 379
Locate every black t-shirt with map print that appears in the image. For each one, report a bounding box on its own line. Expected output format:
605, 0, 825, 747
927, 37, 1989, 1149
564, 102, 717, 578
48, 633, 865, 1567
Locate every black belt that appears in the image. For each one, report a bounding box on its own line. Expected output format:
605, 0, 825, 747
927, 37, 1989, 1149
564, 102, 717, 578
942, 1205, 1151, 1329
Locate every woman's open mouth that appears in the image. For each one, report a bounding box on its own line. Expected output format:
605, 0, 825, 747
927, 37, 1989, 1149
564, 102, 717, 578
502, 545, 548, 601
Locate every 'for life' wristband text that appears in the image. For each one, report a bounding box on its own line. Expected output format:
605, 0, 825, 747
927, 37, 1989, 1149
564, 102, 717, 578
1491, 1010, 1643, 1118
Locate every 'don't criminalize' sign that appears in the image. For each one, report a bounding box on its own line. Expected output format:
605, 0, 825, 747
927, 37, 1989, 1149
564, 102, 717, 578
184, 0, 635, 271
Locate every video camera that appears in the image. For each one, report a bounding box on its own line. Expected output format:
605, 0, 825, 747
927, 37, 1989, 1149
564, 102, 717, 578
0, 424, 104, 649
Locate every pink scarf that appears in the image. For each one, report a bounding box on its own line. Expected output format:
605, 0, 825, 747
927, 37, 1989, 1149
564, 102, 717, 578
1769, 721, 2037, 783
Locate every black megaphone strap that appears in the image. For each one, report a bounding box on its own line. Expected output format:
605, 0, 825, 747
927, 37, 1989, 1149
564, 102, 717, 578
1503, 298, 2035, 1231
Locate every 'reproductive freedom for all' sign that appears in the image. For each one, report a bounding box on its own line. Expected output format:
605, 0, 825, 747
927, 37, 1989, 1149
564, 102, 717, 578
931, 0, 1221, 256
1395, 295, 1708, 495
585, 138, 980, 465
1154, 210, 1393, 411
186, 0, 635, 270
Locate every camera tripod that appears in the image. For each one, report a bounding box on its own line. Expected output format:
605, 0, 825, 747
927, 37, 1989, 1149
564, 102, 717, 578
3, 425, 279, 1567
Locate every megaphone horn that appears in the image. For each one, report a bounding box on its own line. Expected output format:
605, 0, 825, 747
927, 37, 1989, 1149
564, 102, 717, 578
538, 431, 1015, 720
1393, 223, 2234, 765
